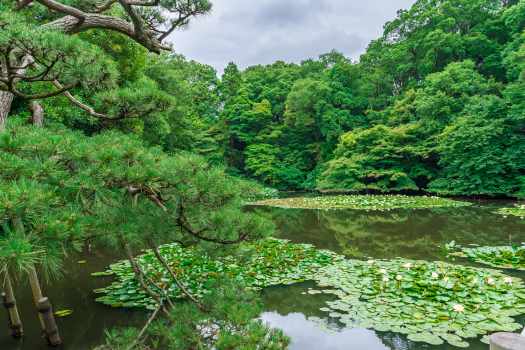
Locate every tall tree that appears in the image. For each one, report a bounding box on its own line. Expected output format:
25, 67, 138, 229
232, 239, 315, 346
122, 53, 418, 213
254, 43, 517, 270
0, 0, 212, 131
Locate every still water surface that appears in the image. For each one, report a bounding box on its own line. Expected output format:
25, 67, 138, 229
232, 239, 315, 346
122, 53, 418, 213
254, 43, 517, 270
1, 200, 523, 350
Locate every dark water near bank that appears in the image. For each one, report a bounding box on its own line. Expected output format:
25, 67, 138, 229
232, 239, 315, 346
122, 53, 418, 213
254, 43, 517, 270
2, 200, 524, 350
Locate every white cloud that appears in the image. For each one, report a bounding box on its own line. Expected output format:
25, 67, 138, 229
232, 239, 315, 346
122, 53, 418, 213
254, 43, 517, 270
168, 0, 416, 72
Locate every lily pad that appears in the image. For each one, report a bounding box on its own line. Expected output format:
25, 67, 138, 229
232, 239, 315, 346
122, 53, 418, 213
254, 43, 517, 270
311, 259, 525, 347
94, 239, 525, 348
94, 238, 340, 309
451, 245, 525, 271
408, 332, 444, 345
250, 195, 472, 211
495, 205, 525, 219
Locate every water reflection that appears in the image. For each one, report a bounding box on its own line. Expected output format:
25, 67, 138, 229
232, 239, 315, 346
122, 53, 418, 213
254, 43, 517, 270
0, 251, 144, 350
261, 279, 496, 350
254, 203, 523, 260
262, 283, 390, 350
261, 312, 390, 350
260, 309, 491, 350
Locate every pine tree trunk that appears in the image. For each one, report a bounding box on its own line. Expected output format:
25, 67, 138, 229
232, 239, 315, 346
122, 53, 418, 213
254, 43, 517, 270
30, 101, 44, 127
0, 91, 14, 132
0, 54, 34, 132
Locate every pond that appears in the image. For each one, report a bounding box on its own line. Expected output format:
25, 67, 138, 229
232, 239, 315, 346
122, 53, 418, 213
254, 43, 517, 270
1, 199, 523, 350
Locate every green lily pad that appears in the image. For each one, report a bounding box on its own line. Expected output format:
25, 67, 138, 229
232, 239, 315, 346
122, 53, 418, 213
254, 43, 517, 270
407, 332, 444, 345
494, 205, 525, 218
251, 195, 472, 211
312, 259, 525, 347
450, 245, 525, 271
93, 238, 525, 348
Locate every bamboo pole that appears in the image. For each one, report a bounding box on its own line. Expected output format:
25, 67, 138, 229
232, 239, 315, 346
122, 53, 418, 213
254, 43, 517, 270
2, 273, 23, 338
12, 217, 62, 345
37, 297, 62, 346
28, 265, 47, 334
12, 217, 47, 334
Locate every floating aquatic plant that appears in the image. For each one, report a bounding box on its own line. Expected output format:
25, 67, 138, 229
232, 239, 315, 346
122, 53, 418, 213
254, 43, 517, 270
311, 259, 525, 348
251, 195, 472, 211
94, 239, 525, 348
93, 238, 339, 310
450, 245, 525, 271
495, 205, 525, 219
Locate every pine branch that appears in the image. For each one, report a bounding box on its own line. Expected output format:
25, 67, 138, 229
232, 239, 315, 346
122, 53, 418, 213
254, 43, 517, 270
150, 243, 207, 311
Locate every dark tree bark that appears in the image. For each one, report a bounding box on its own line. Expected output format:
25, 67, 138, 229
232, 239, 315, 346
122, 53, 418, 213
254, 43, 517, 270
0, 54, 34, 132
37, 297, 62, 346
44, 13, 167, 53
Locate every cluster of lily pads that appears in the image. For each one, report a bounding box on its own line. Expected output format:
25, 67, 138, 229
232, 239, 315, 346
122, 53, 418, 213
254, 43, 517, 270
94, 238, 525, 348
495, 205, 525, 219
309, 259, 525, 348
450, 245, 525, 271
93, 238, 339, 310
251, 195, 472, 211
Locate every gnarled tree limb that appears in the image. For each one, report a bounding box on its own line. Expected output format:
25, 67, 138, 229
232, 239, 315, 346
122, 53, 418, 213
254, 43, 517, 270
52, 80, 112, 119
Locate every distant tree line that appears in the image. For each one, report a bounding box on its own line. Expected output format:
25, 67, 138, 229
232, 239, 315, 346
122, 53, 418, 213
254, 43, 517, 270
215, 0, 525, 197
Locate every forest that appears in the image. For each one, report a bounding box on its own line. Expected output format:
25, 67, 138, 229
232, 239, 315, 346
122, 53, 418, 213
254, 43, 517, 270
2, 0, 524, 197
217, 0, 525, 196
0, 0, 524, 350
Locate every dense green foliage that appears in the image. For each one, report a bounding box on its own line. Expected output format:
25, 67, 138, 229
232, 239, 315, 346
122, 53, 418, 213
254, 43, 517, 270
5, 0, 522, 197
214, 0, 525, 196
2, 0, 525, 348
0, 2, 282, 348
252, 195, 471, 210
0, 122, 271, 254
0, 121, 282, 349
95, 280, 290, 350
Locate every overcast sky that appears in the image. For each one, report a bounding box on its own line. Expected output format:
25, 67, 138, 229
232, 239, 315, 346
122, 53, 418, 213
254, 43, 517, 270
169, 0, 416, 73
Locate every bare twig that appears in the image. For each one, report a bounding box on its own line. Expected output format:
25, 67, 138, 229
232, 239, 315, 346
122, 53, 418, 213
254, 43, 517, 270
125, 304, 162, 350
52, 80, 112, 119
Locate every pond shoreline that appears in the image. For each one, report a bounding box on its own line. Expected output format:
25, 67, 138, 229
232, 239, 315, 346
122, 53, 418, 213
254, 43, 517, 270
284, 189, 524, 201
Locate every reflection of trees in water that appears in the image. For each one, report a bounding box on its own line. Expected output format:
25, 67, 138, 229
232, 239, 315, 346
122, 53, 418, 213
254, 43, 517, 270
262, 282, 331, 317
262, 282, 469, 350
321, 207, 520, 260
251, 207, 344, 252
254, 205, 523, 261
378, 332, 413, 350
378, 331, 487, 350
322, 211, 410, 259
